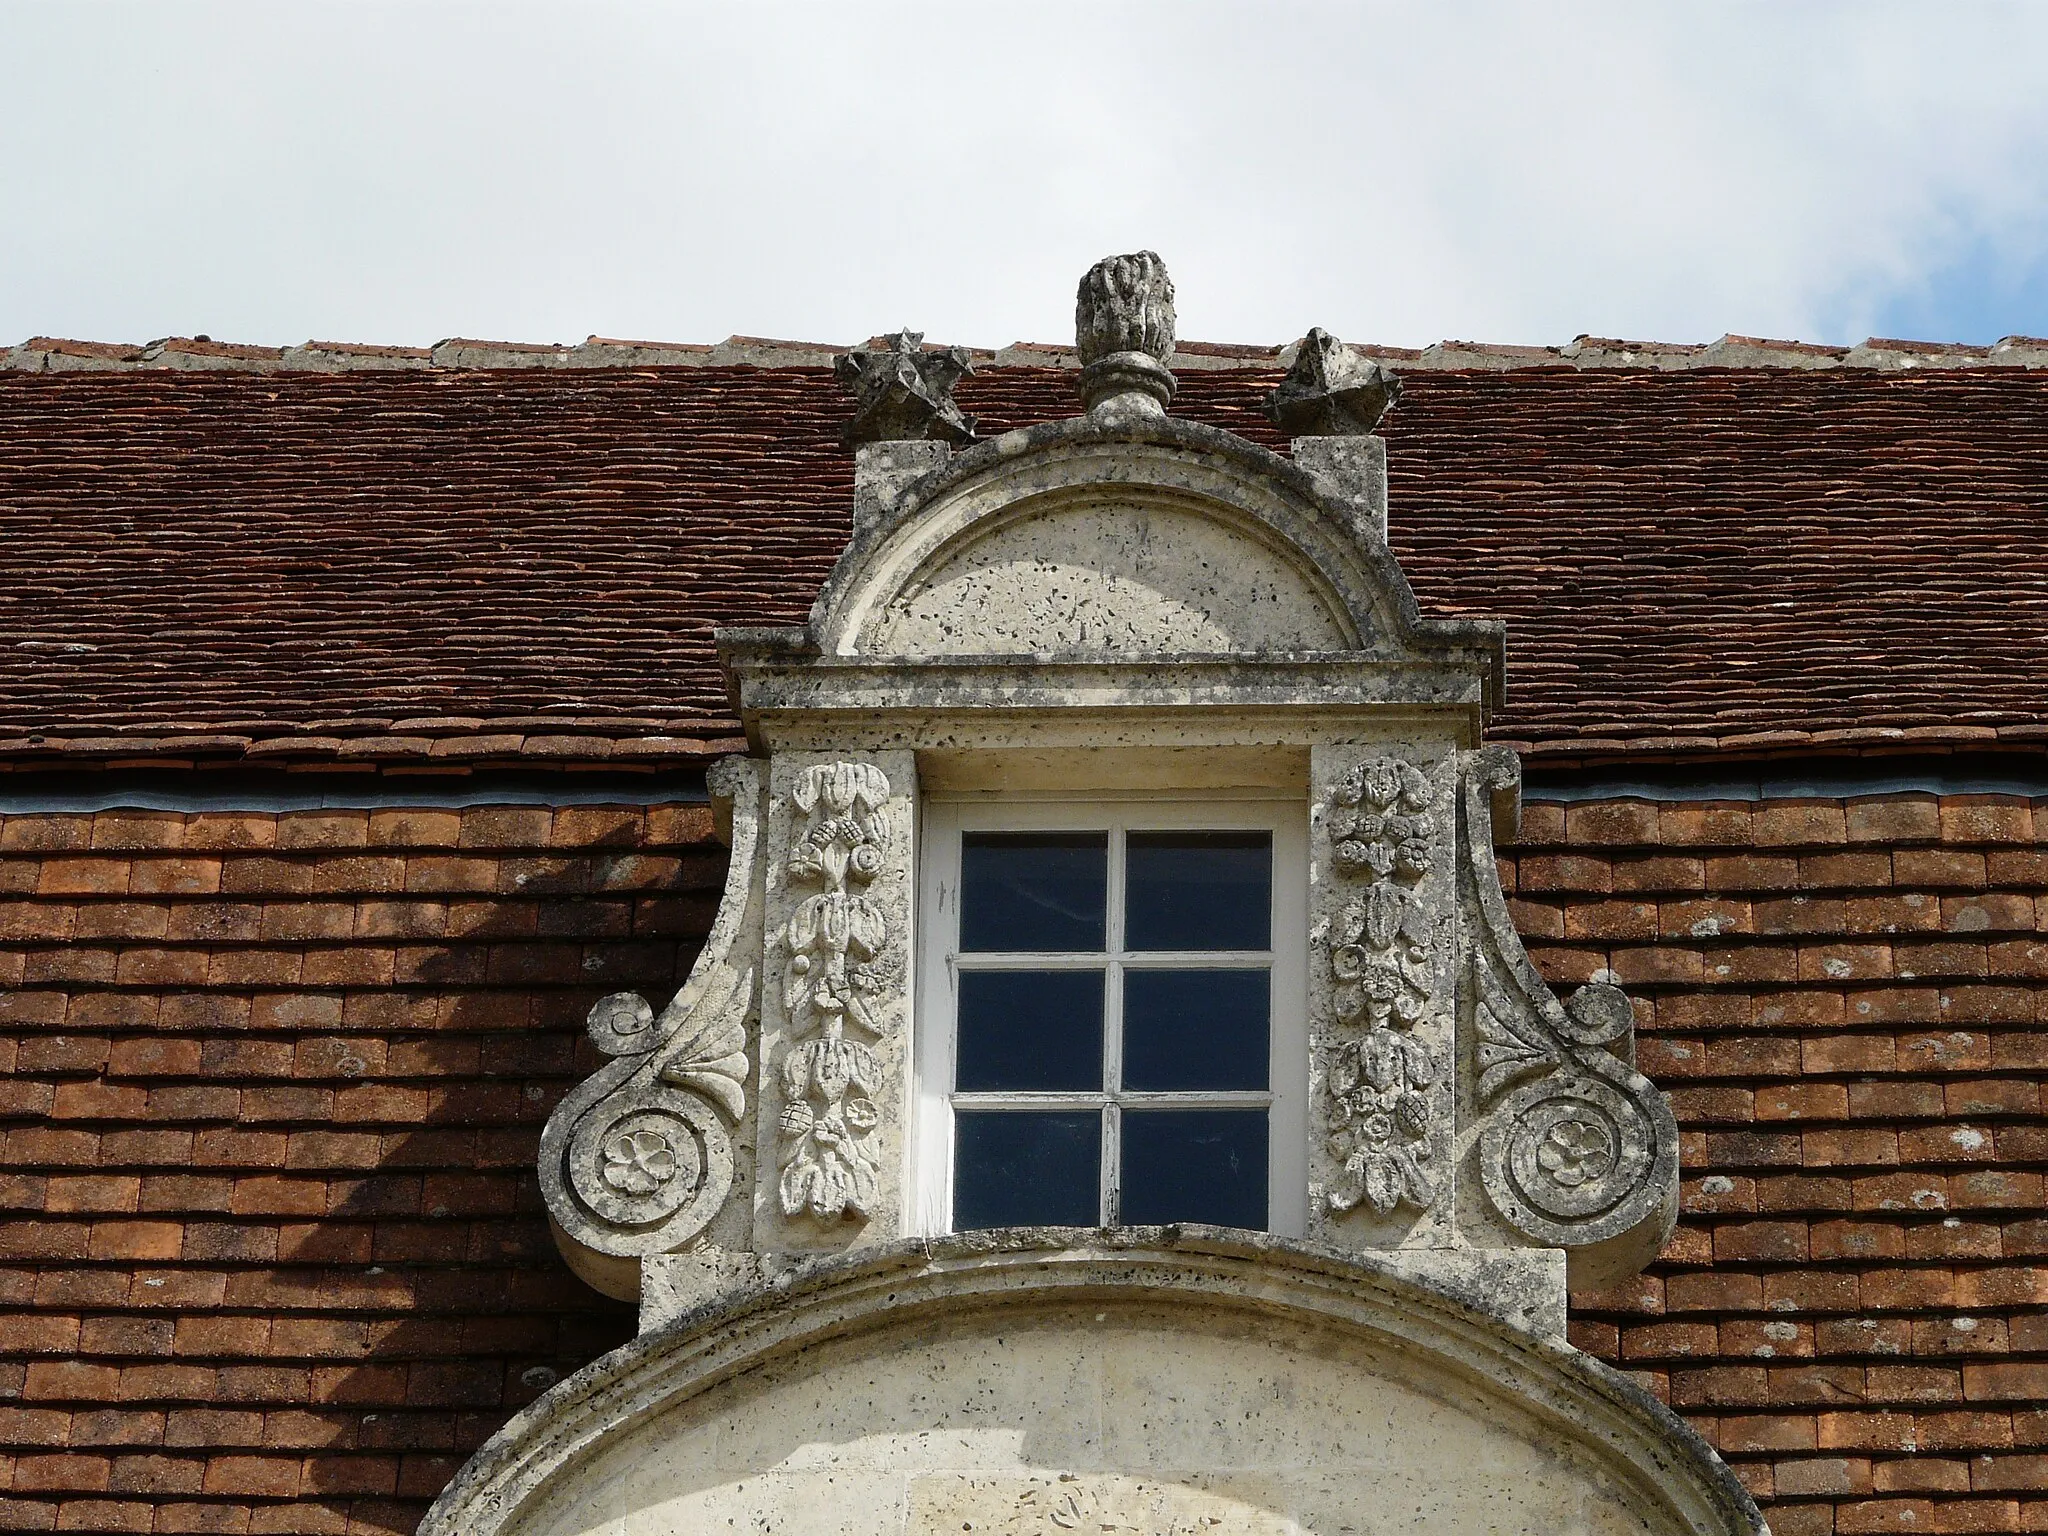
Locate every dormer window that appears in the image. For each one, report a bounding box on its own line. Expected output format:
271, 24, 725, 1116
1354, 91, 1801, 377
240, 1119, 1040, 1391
548, 252, 1675, 1322
915, 799, 1308, 1237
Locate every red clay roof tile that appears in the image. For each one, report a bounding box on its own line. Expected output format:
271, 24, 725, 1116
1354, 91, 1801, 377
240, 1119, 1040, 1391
0, 364, 2042, 766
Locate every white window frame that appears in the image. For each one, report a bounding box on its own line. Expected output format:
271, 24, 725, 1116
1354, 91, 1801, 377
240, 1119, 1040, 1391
913, 793, 1309, 1239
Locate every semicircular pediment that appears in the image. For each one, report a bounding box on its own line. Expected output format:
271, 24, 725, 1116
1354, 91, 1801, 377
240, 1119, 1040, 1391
864, 490, 1355, 659
809, 424, 1421, 663
423, 1236, 1761, 1536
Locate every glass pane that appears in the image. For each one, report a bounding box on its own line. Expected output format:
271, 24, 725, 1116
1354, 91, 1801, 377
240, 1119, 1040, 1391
1119, 1109, 1268, 1230
1122, 969, 1268, 1091
1125, 832, 1271, 952
954, 1111, 1101, 1229
961, 833, 1107, 953
956, 970, 1104, 1092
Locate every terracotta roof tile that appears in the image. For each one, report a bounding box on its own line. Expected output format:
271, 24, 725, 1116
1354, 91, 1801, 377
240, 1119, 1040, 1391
0, 364, 2043, 765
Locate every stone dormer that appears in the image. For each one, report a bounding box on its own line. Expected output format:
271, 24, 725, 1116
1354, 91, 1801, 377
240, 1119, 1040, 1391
435, 255, 1747, 1536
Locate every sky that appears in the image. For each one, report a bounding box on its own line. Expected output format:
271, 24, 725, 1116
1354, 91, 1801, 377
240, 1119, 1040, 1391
3, 2, 2047, 353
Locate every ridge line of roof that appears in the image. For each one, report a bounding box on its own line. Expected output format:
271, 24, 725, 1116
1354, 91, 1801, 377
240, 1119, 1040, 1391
8, 331, 2048, 375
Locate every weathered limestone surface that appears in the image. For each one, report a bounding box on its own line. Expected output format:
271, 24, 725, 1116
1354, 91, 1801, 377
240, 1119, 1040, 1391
1268, 327, 1404, 436
867, 496, 1351, 657
852, 439, 952, 536
1308, 746, 1459, 1250
421, 1236, 1762, 1536
1290, 433, 1388, 542
834, 330, 977, 447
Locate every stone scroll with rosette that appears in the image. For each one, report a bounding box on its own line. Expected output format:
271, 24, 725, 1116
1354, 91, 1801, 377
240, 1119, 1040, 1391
1460, 746, 1680, 1286
537, 758, 763, 1295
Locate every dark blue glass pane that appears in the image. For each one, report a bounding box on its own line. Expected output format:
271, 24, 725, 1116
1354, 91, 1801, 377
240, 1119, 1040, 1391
1122, 969, 1268, 1091
961, 833, 1107, 953
954, 1111, 1101, 1229
956, 969, 1104, 1092
1125, 832, 1270, 952
1119, 1109, 1267, 1230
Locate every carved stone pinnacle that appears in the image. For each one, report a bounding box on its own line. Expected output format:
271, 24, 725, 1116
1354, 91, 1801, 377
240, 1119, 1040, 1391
833, 331, 977, 449
1268, 328, 1403, 437
1075, 251, 1177, 418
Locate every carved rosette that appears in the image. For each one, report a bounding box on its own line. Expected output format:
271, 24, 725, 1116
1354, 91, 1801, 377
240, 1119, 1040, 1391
538, 758, 759, 1262
774, 760, 899, 1224
1461, 748, 1679, 1278
1316, 755, 1446, 1222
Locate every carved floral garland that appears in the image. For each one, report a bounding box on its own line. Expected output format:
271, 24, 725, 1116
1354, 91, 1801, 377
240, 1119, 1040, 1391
777, 761, 896, 1223
1323, 757, 1440, 1218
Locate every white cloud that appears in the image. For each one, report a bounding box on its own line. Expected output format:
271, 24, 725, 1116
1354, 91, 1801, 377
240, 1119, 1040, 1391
2, 0, 2045, 348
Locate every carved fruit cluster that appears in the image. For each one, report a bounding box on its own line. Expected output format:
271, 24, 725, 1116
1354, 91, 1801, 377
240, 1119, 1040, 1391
1323, 757, 1440, 1220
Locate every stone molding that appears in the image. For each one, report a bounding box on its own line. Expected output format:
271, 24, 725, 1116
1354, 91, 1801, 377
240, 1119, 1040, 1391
419, 1232, 1764, 1536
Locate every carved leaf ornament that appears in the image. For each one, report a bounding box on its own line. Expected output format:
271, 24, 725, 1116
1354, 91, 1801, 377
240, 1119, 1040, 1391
1322, 756, 1441, 1219
777, 761, 897, 1224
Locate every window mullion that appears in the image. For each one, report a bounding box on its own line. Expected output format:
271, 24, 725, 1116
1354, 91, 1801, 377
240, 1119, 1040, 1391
1104, 819, 1126, 1226
1102, 1099, 1120, 1227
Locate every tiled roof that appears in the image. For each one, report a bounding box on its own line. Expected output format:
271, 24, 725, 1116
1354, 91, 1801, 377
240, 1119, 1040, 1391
0, 791, 2042, 1534
1, 362, 2045, 768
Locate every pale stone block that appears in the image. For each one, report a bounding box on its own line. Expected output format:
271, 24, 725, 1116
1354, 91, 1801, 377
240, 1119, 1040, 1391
853, 440, 951, 535
1291, 434, 1388, 543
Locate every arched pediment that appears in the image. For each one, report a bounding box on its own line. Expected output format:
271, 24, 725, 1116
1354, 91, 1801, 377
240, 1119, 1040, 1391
715, 416, 1505, 730
806, 418, 1472, 670
422, 1234, 1762, 1536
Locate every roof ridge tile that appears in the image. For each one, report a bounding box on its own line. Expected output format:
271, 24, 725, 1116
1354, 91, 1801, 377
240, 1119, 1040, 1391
11, 331, 2048, 375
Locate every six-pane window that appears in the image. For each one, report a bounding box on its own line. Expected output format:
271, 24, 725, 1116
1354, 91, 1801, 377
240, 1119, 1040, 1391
944, 826, 1278, 1232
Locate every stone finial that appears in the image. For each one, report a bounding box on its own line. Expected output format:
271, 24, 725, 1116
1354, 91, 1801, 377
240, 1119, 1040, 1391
1268, 329, 1403, 436
1075, 251, 1177, 417
833, 331, 977, 449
